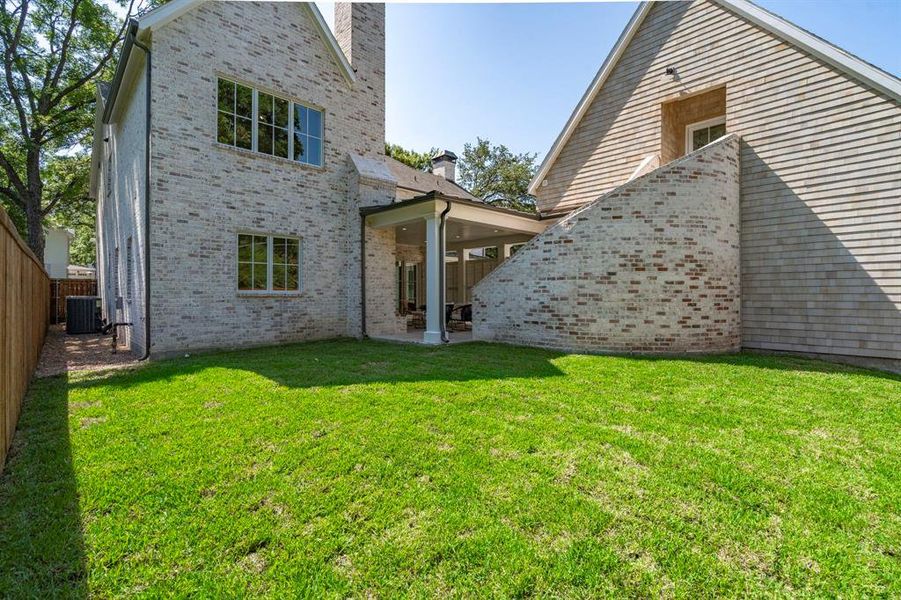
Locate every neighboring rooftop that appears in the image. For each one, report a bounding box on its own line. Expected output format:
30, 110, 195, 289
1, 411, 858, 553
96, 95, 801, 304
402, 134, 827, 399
386, 157, 478, 202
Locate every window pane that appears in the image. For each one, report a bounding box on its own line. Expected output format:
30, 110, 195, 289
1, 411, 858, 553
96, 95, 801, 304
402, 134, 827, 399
286, 238, 299, 264
217, 112, 234, 145
235, 83, 253, 118
306, 137, 322, 166
238, 262, 253, 290
217, 79, 234, 112
272, 237, 287, 263
238, 234, 253, 261
308, 108, 322, 138
258, 92, 273, 125
236, 117, 252, 150
252, 264, 267, 290
259, 124, 274, 155
709, 123, 726, 142
294, 132, 307, 162
253, 236, 268, 261
274, 127, 289, 159
287, 265, 299, 291
272, 264, 287, 291
274, 97, 289, 128
295, 105, 308, 134
692, 129, 707, 151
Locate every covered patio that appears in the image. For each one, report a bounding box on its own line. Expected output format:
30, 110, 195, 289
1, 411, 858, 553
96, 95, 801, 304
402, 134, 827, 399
361, 192, 548, 344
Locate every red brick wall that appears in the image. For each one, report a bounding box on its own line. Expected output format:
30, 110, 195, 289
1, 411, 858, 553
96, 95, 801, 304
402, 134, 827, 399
472, 135, 741, 354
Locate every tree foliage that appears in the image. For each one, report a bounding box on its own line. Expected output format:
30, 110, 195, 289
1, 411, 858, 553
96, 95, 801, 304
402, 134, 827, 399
458, 138, 537, 213
0, 0, 142, 262
385, 142, 435, 172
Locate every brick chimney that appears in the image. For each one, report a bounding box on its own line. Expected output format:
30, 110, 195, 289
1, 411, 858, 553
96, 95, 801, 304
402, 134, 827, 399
431, 150, 457, 183
335, 3, 385, 155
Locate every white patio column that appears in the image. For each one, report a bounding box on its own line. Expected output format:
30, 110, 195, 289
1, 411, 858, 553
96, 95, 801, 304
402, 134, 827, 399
501, 243, 512, 260
423, 215, 443, 344
457, 248, 467, 303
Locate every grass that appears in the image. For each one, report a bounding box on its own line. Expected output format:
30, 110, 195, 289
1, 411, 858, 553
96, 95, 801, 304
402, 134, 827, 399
0, 339, 898, 598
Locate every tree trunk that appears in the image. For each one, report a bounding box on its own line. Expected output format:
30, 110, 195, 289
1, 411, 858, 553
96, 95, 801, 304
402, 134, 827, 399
26, 147, 45, 262
26, 199, 45, 263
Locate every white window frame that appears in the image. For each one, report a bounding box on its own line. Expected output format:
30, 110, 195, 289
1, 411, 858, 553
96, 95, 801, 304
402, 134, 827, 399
685, 116, 726, 154
217, 76, 324, 167
236, 233, 303, 296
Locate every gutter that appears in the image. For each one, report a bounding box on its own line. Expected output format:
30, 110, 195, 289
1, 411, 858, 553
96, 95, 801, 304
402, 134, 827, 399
102, 21, 138, 125
360, 215, 366, 338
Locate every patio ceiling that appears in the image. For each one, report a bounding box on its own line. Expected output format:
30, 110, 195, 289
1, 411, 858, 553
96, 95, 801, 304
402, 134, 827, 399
362, 192, 549, 246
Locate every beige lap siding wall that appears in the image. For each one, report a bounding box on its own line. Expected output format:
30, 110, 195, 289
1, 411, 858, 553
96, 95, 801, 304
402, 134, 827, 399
538, 0, 901, 360
148, 3, 385, 355
473, 135, 741, 354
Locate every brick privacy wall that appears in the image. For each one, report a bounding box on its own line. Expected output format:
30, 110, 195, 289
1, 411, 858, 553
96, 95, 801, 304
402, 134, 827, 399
146, 2, 385, 355
473, 135, 741, 354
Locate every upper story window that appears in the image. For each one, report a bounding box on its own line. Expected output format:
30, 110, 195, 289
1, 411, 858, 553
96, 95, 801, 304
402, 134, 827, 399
217, 77, 323, 167
686, 117, 726, 154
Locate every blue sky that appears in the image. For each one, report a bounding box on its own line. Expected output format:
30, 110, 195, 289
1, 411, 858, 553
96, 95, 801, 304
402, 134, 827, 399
316, 1, 900, 161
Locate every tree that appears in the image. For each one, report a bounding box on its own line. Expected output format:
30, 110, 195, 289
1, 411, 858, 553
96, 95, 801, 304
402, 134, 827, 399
385, 142, 436, 172
0, 0, 142, 261
457, 138, 537, 213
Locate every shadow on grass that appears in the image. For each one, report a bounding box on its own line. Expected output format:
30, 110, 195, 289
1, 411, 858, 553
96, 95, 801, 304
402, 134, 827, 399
65, 337, 900, 398
0, 373, 87, 597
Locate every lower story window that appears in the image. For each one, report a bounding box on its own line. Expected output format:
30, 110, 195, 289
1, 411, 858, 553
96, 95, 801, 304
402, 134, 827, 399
237, 233, 301, 292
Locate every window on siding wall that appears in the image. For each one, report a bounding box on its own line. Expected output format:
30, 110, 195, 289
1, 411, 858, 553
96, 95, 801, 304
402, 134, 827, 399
237, 234, 301, 293
217, 77, 323, 166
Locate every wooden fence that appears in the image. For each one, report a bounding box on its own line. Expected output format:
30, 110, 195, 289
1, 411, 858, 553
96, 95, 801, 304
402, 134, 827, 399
1, 206, 50, 472
51, 278, 98, 324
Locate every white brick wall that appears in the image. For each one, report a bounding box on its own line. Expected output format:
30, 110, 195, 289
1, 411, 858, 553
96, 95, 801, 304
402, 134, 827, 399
140, 2, 386, 355
473, 135, 741, 354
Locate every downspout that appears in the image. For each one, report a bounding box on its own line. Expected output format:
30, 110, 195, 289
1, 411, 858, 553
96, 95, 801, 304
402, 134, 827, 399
438, 200, 451, 343
360, 216, 367, 338
131, 23, 152, 361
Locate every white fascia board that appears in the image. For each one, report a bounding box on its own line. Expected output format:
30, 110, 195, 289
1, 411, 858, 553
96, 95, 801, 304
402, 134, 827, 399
714, 0, 901, 101
365, 199, 445, 229
136, 0, 198, 34
88, 87, 106, 199
528, 2, 653, 195
303, 3, 356, 85
446, 204, 548, 235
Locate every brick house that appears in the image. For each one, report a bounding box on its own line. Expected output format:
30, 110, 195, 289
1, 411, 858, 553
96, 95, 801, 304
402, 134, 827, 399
92, 0, 899, 366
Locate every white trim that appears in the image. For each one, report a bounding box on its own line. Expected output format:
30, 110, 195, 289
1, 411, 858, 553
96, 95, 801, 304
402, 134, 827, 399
528, 2, 652, 195
685, 115, 726, 154
627, 154, 658, 182
136, 1, 355, 85
529, 0, 901, 195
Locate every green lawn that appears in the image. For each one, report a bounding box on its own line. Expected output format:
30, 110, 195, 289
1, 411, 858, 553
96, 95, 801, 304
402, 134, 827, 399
1, 340, 898, 597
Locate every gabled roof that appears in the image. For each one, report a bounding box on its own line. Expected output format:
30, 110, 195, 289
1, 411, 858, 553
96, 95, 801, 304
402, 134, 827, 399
135, 0, 354, 84
528, 0, 901, 194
